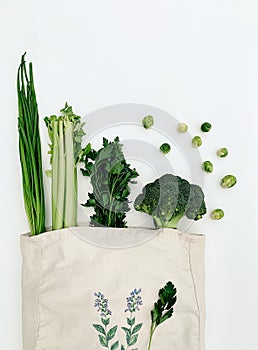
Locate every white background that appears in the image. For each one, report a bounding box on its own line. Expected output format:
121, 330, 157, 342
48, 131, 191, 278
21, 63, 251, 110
1, 0, 258, 349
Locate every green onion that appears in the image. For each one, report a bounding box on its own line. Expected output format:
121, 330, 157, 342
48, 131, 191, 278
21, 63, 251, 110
17, 53, 46, 235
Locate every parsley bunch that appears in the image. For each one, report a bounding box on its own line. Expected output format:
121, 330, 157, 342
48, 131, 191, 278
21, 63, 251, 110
80, 137, 139, 227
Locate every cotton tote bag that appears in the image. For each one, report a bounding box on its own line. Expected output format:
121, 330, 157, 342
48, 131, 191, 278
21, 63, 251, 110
21, 227, 205, 350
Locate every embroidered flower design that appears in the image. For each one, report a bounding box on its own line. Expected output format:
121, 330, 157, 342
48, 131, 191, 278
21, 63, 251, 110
92, 284, 176, 350
94, 292, 112, 318
125, 288, 143, 313
121, 288, 143, 348
93, 292, 118, 349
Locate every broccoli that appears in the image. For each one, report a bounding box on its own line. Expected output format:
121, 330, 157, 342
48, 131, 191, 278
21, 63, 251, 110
160, 143, 171, 154
142, 115, 154, 129
134, 174, 206, 229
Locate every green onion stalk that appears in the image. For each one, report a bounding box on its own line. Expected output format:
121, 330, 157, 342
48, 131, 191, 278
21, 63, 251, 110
45, 104, 85, 230
17, 53, 46, 235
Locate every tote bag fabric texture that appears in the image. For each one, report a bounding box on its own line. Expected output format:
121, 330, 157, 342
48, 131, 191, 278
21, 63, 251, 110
21, 227, 206, 350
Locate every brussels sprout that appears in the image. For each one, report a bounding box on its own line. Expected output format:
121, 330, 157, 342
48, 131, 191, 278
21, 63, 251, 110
177, 122, 188, 133
192, 136, 202, 148
221, 175, 237, 188
202, 161, 213, 173
160, 143, 171, 154
142, 115, 154, 129
211, 208, 224, 220
201, 122, 212, 132
217, 147, 228, 158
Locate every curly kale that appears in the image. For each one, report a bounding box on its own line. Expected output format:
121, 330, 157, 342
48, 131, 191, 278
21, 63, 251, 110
134, 174, 206, 229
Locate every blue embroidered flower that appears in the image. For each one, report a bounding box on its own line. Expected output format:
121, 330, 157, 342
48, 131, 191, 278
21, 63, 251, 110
125, 288, 143, 313
94, 292, 112, 318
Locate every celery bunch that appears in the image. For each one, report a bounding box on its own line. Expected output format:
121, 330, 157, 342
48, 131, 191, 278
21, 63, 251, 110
45, 104, 85, 230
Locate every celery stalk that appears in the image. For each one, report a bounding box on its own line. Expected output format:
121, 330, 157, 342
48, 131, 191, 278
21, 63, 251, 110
52, 121, 63, 229
64, 121, 76, 227
45, 104, 85, 230
57, 120, 66, 227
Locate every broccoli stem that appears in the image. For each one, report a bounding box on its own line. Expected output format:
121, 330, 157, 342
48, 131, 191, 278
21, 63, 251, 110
153, 213, 184, 229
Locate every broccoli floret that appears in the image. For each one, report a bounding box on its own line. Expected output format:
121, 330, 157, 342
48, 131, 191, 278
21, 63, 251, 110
185, 184, 207, 221
134, 174, 207, 229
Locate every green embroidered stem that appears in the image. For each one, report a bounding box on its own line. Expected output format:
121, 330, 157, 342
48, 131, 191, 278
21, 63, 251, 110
126, 313, 133, 350
122, 288, 143, 349
105, 324, 109, 350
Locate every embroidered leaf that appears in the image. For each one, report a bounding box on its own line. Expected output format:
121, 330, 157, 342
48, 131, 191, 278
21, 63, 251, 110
111, 340, 119, 350
127, 317, 135, 326
121, 346, 126, 350
107, 325, 118, 341
121, 326, 131, 346
121, 326, 130, 335
98, 334, 108, 347
122, 326, 132, 345
132, 323, 143, 334
129, 334, 138, 346
93, 324, 106, 335
101, 317, 110, 326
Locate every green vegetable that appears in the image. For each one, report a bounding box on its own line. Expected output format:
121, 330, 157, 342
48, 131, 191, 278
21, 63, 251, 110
217, 147, 228, 158
177, 122, 188, 133
142, 115, 154, 129
221, 175, 237, 188
134, 174, 207, 229
148, 281, 177, 350
45, 103, 85, 230
17, 53, 46, 236
160, 143, 171, 154
80, 137, 139, 227
192, 136, 202, 148
211, 208, 224, 220
201, 122, 212, 132
202, 161, 213, 173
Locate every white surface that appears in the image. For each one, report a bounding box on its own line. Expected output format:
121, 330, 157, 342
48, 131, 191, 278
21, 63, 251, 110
1, 0, 258, 349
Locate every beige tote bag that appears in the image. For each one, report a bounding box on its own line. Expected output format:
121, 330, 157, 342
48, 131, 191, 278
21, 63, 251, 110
21, 227, 205, 350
